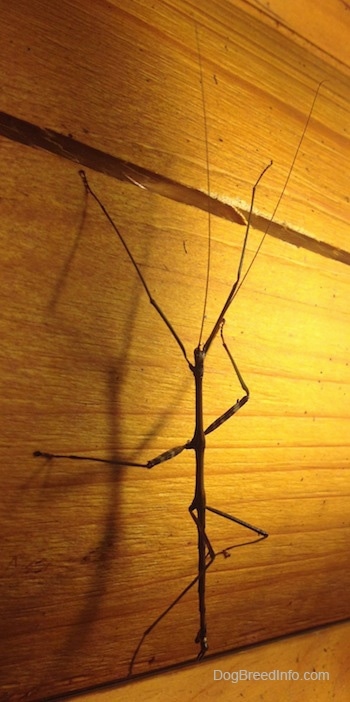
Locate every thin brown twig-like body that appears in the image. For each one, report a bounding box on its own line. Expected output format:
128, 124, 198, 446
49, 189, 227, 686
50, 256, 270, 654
34, 165, 270, 669
34, 39, 325, 674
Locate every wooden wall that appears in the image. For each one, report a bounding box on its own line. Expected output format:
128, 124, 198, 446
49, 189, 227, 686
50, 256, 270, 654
69, 620, 350, 701
1, 1, 349, 700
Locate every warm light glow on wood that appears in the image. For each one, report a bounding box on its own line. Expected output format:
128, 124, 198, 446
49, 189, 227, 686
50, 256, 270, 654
1, 1, 349, 700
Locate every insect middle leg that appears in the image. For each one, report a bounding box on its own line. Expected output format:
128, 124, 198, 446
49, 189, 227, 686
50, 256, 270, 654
204, 320, 268, 539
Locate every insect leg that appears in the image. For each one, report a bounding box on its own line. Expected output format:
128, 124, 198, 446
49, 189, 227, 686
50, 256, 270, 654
34, 442, 191, 469
204, 320, 268, 539
189, 502, 215, 561
206, 505, 267, 539
188, 502, 216, 659
79, 171, 191, 367
204, 320, 248, 436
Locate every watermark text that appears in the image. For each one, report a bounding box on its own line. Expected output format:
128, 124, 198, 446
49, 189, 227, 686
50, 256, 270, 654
214, 669, 329, 683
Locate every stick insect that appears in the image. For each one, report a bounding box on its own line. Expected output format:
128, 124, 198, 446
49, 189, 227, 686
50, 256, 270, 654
34, 49, 324, 672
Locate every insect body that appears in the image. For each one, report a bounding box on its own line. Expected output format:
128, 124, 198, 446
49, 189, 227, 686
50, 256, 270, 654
34, 75, 324, 674
35, 164, 270, 669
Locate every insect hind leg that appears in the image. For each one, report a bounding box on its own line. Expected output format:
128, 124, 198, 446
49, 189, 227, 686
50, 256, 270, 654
206, 504, 268, 542
188, 503, 216, 562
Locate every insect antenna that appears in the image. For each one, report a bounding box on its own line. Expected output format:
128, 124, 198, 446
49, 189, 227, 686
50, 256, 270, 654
195, 24, 212, 349
233, 80, 327, 300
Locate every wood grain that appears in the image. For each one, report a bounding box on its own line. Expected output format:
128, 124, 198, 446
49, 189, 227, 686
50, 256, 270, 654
67, 621, 350, 702
236, 0, 350, 73
0, 0, 349, 700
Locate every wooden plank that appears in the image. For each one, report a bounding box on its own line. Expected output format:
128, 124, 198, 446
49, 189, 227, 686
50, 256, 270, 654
69, 621, 350, 702
0, 1, 349, 700
236, 0, 350, 71
0, 0, 349, 247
